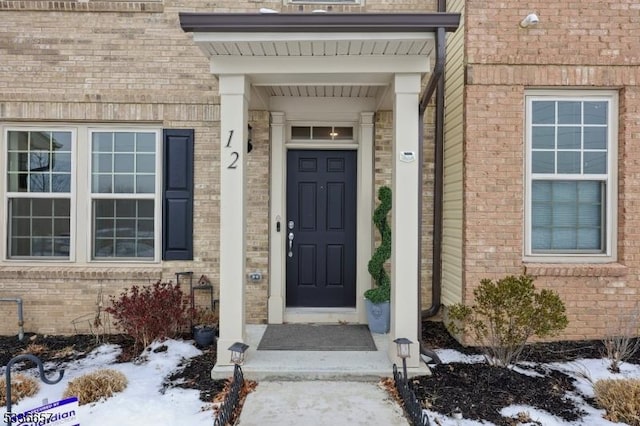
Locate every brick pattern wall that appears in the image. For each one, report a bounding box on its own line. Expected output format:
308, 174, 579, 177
0, 0, 441, 335
463, 0, 640, 340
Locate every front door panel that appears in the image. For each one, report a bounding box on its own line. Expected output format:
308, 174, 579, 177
286, 150, 357, 307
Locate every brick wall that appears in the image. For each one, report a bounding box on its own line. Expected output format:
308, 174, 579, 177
0, 0, 441, 334
462, 0, 640, 340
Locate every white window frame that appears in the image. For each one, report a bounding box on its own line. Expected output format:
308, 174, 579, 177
524, 90, 618, 263
1, 124, 162, 264
3, 127, 76, 261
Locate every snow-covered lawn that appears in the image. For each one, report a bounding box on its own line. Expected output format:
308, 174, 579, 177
2, 339, 640, 426
1, 340, 215, 426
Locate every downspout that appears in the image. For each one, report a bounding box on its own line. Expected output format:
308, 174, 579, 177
417, 0, 448, 362
0, 297, 24, 340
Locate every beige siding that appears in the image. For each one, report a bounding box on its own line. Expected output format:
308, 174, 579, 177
441, 0, 465, 306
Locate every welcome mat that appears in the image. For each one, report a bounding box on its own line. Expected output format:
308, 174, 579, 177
257, 324, 376, 351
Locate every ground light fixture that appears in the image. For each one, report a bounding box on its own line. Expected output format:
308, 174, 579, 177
229, 342, 249, 365
393, 337, 413, 379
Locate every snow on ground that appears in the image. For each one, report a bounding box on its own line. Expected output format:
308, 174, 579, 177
2, 342, 640, 426
1, 340, 214, 426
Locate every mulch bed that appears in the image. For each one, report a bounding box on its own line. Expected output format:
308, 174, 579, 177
417, 321, 639, 425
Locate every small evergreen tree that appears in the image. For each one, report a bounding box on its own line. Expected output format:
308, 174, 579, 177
365, 186, 391, 304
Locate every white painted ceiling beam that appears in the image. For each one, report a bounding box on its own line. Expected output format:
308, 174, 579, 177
209, 56, 430, 75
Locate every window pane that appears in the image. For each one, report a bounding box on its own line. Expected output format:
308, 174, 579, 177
92, 132, 113, 152
313, 127, 332, 140
136, 133, 156, 152
8, 131, 28, 150
558, 101, 581, 124
114, 154, 134, 173
51, 174, 71, 193
91, 131, 157, 195
532, 152, 554, 173
93, 199, 154, 259
29, 174, 50, 192
93, 154, 113, 173
6, 131, 72, 195
532, 101, 555, 124
584, 127, 606, 150
584, 101, 607, 125
291, 127, 311, 139
52, 132, 72, 152
136, 175, 155, 193
52, 152, 71, 173
583, 152, 607, 174
8, 198, 70, 258
333, 127, 354, 140
115, 132, 135, 152
557, 127, 581, 149
532, 127, 554, 149
136, 154, 155, 173
114, 175, 134, 193
557, 151, 581, 174
531, 180, 604, 253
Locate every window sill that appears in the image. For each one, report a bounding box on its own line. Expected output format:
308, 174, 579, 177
0, 265, 163, 280
523, 263, 627, 278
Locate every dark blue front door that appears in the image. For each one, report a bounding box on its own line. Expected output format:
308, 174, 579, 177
286, 150, 357, 307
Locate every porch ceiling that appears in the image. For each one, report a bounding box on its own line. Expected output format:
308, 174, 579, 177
180, 12, 461, 109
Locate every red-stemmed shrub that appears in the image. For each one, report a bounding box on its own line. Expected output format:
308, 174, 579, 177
105, 280, 190, 352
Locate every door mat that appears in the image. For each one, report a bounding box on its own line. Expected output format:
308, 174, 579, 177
257, 324, 377, 351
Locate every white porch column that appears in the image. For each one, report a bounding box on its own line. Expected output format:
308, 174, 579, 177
216, 74, 250, 366
268, 112, 286, 323
389, 73, 421, 368
357, 112, 375, 324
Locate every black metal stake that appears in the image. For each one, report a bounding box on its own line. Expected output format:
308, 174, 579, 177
5, 354, 64, 426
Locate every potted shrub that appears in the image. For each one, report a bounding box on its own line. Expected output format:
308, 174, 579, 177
192, 307, 218, 347
365, 186, 392, 334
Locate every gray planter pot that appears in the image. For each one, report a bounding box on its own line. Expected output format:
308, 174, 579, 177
193, 325, 216, 347
365, 299, 390, 334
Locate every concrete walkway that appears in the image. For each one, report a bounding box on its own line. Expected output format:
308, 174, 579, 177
237, 381, 409, 425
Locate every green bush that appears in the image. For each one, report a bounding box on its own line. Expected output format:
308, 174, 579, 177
365, 186, 391, 304
447, 274, 568, 366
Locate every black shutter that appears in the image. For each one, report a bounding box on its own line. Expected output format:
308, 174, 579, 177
162, 129, 194, 260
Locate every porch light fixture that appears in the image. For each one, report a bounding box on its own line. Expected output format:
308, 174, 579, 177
229, 342, 249, 365
519, 13, 539, 28
393, 337, 413, 379
247, 124, 253, 153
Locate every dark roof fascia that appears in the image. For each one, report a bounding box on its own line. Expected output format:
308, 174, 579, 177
179, 13, 461, 33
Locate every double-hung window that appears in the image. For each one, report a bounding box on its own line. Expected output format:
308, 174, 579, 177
6, 130, 73, 259
525, 91, 618, 261
3, 126, 161, 262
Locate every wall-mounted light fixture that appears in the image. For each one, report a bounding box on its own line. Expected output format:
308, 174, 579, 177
519, 13, 539, 28
247, 124, 253, 153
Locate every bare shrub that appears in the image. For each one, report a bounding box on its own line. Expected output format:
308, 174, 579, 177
105, 280, 190, 353
20, 343, 48, 355
594, 378, 640, 425
602, 305, 640, 373
63, 369, 128, 405
0, 374, 40, 405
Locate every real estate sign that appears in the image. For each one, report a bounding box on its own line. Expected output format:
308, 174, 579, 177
4, 396, 79, 426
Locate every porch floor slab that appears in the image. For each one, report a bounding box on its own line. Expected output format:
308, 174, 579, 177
211, 325, 432, 381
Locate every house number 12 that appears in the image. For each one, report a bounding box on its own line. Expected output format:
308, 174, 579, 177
226, 130, 239, 169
